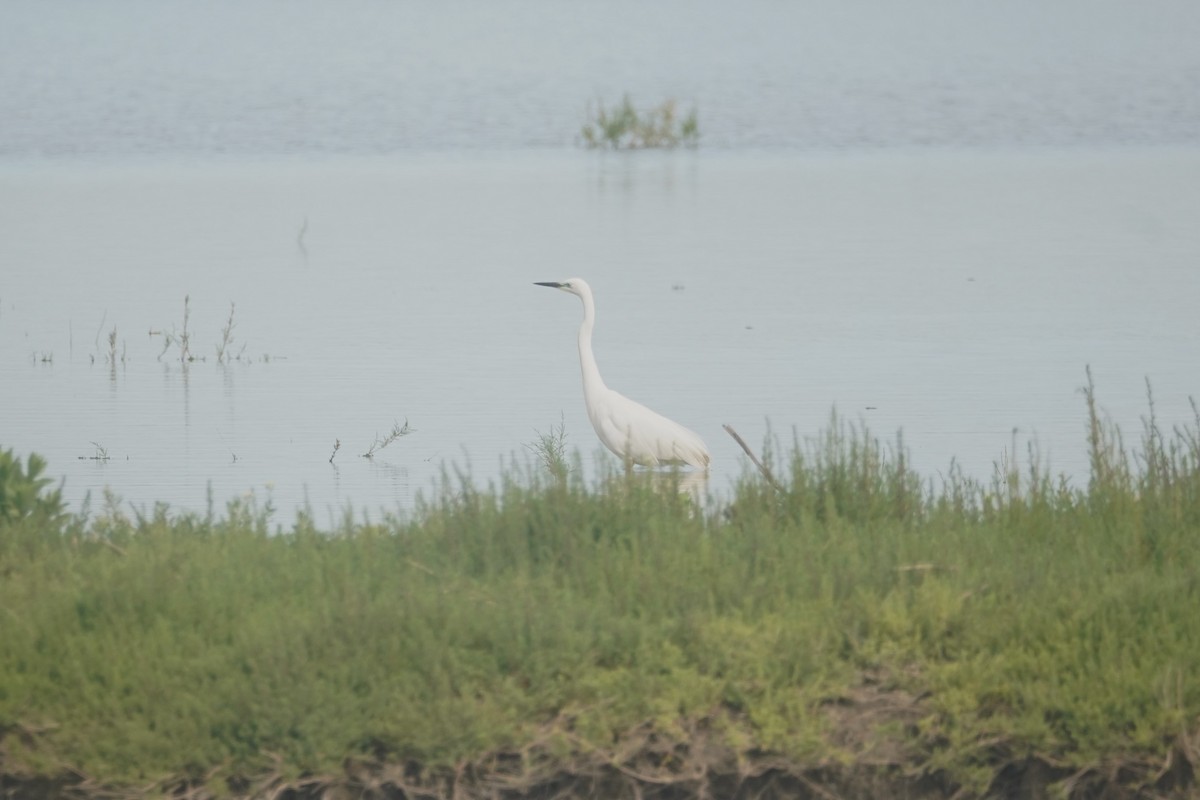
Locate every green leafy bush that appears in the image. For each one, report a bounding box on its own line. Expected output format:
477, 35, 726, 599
0, 447, 65, 524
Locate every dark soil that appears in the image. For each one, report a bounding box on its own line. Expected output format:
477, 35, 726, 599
3, 676, 1195, 800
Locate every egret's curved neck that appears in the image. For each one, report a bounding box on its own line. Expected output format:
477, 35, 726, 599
576, 290, 607, 394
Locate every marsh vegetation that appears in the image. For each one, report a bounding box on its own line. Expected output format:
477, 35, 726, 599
580, 95, 699, 150
2, 375, 1199, 799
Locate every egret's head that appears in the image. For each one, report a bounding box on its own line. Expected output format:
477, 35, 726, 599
534, 278, 590, 299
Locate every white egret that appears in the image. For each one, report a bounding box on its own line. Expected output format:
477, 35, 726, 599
534, 278, 710, 470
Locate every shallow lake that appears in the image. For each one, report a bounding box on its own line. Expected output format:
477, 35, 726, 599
2, 0, 1199, 522
4, 149, 1199, 521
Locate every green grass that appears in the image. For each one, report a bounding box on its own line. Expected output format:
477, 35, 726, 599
2, 378, 1199, 797
580, 95, 699, 150
524, 413, 571, 481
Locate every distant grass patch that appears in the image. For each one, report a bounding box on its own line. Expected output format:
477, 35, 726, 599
580, 95, 699, 150
2, 375, 1199, 798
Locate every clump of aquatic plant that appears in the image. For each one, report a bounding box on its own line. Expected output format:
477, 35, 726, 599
580, 95, 699, 150
77, 441, 111, 462
84, 315, 125, 368
149, 294, 195, 363
362, 419, 415, 458
149, 296, 254, 365
105, 327, 125, 366
215, 301, 246, 364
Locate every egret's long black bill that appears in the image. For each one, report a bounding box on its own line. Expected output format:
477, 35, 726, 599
533, 281, 564, 288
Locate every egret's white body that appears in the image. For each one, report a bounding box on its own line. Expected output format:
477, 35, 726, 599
535, 278, 710, 470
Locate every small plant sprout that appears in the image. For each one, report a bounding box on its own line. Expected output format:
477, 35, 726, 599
329, 439, 341, 464
79, 441, 110, 462
526, 413, 570, 480
178, 295, 192, 362
105, 326, 126, 366
150, 295, 195, 364
215, 301, 247, 363
92, 310, 107, 355
362, 420, 414, 459
580, 95, 700, 150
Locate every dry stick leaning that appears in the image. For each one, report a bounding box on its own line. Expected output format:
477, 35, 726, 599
722, 424, 784, 492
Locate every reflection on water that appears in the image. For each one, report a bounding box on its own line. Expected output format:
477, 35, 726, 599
2, 149, 1199, 521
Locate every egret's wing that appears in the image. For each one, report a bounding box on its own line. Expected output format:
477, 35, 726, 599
598, 391, 710, 468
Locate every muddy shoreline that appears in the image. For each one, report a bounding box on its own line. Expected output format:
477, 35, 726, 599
4, 681, 1195, 800
3, 753, 1194, 800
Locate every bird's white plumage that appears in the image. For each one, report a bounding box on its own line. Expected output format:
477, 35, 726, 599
535, 278, 710, 470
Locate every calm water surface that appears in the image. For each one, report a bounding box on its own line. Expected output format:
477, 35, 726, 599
4, 0, 1200, 155
4, 150, 1199, 520
3, 0, 1200, 521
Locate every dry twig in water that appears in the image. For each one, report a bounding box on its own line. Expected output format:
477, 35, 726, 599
723, 423, 783, 491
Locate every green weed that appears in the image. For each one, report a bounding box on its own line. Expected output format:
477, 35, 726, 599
0, 447, 66, 524
525, 413, 571, 481
580, 95, 700, 150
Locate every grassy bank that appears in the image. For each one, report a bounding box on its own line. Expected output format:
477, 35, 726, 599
2, 380, 1199, 799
